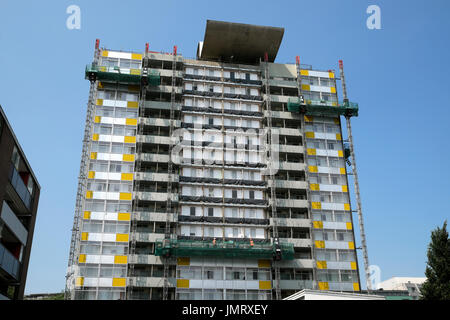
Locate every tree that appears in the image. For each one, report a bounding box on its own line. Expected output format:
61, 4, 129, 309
420, 220, 450, 300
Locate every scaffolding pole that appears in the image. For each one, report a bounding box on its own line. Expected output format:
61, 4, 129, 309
127, 43, 149, 300
295, 56, 318, 290
162, 45, 178, 301
262, 52, 282, 300
339, 60, 372, 292
65, 39, 100, 300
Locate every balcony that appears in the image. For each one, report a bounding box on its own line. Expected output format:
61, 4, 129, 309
0, 243, 20, 280
9, 164, 32, 210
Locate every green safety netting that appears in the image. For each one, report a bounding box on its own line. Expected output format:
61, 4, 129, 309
287, 97, 358, 117
154, 239, 294, 260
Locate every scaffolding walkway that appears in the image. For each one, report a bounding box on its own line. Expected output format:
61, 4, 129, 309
287, 98, 359, 117
85, 64, 160, 85
154, 239, 295, 260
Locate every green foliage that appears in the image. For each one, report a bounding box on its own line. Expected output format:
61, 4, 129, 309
420, 221, 450, 300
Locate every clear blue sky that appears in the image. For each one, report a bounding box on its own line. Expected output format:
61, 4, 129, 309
0, 0, 449, 294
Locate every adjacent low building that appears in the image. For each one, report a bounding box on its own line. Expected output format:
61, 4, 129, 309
0, 105, 40, 300
284, 289, 385, 300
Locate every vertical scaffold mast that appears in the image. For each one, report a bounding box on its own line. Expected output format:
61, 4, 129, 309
339, 60, 372, 292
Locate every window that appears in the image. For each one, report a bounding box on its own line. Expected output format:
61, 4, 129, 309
249, 191, 255, 199
232, 190, 237, 198
190, 207, 195, 216
206, 270, 214, 279
209, 70, 215, 77
230, 72, 235, 80
245, 73, 250, 81
328, 142, 334, 150
233, 228, 238, 237
208, 208, 214, 217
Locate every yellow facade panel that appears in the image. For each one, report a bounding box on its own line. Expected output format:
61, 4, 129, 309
119, 192, 132, 201
348, 241, 355, 250
125, 118, 138, 126
112, 278, 126, 287
318, 282, 329, 290
128, 85, 140, 92
114, 255, 128, 264
353, 282, 360, 291
88, 171, 95, 179
101, 50, 108, 57
90, 152, 97, 160
313, 221, 323, 229
317, 261, 327, 269
340, 167, 346, 175
330, 87, 336, 93
121, 173, 134, 181
123, 154, 135, 162
346, 222, 353, 230
310, 183, 320, 191
308, 165, 318, 173
92, 134, 99, 141
177, 279, 190, 288
311, 202, 322, 210
336, 133, 342, 140
338, 150, 344, 158
300, 70, 309, 76
258, 259, 271, 268
305, 131, 315, 139
344, 203, 351, 211
76, 277, 84, 287
342, 185, 348, 193
116, 234, 129, 242
307, 148, 316, 156
329, 72, 335, 79
304, 115, 314, 122
315, 240, 325, 249
131, 53, 142, 60
78, 254, 86, 263
177, 257, 191, 266
259, 280, 272, 290
127, 101, 139, 108
83, 211, 91, 220
118, 212, 131, 221
130, 69, 141, 75
333, 118, 340, 125
81, 232, 89, 241
86, 191, 93, 199
96, 99, 103, 106
301, 84, 311, 91
351, 262, 357, 270
94, 116, 101, 123
124, 136, 136, 144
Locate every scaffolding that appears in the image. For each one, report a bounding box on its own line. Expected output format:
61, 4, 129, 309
65, 39, 101, 300
162, 45, 179, 301
261, 52, 282, 300
339, 59, 371, 292
85, 64, 161, 85
287, 98, 359, 117
294, 56, 319, 291
155, 239, 295, 260
127, 43, 150, 300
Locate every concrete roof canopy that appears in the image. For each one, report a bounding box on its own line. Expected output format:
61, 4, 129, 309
197, 20, 284, 64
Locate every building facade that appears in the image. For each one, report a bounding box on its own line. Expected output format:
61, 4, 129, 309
66, 20, 362, 300
0, 105, 40, 300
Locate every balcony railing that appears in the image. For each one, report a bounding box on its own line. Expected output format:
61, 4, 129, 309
0, 243, 20, 280
9, 164, 32, 210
